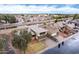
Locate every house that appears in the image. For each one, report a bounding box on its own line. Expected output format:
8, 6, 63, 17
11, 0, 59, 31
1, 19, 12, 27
15, 15, 24, 23
66, 23, 75, 29
41, 24, 59, 37
29, 25, 48, 41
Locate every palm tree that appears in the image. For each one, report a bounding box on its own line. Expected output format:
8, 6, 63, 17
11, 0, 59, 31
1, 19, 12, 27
12, 30, 32, 53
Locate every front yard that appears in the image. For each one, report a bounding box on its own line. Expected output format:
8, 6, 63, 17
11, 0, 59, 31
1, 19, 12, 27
26, 41, 46, 54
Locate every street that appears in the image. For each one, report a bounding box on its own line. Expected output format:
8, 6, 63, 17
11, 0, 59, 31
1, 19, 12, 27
42, 34, 79, 54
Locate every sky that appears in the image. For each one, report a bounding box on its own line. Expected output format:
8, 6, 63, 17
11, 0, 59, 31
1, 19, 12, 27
0, 4, 79, 14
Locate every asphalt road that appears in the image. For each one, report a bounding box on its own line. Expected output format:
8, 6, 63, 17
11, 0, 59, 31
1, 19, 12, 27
42, 36, 79, 54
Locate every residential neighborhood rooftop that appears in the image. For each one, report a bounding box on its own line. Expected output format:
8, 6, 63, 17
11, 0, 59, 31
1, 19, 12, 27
0, 14, 79, 54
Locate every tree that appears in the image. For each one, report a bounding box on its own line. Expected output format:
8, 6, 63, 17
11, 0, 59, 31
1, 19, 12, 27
72, 14, 77, 20
53, 15, 62, 23
0, 15, 6, 23
12, 30, 32, 53
0, 14, 16, 23
4, 15, 16, 23
72, 14, 79, 20
0, 34, 9, 53
64, 15, 69, 18
54, 19, 58, 23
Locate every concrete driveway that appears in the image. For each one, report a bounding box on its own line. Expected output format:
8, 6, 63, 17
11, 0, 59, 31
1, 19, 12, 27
42, 34, 79, 54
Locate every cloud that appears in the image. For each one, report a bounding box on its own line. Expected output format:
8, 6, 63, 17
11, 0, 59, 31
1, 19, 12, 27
0, 4, 79, 14
57, 6, 79, 14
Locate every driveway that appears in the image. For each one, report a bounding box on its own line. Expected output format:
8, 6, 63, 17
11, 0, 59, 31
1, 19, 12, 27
42, 35, 79, 54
